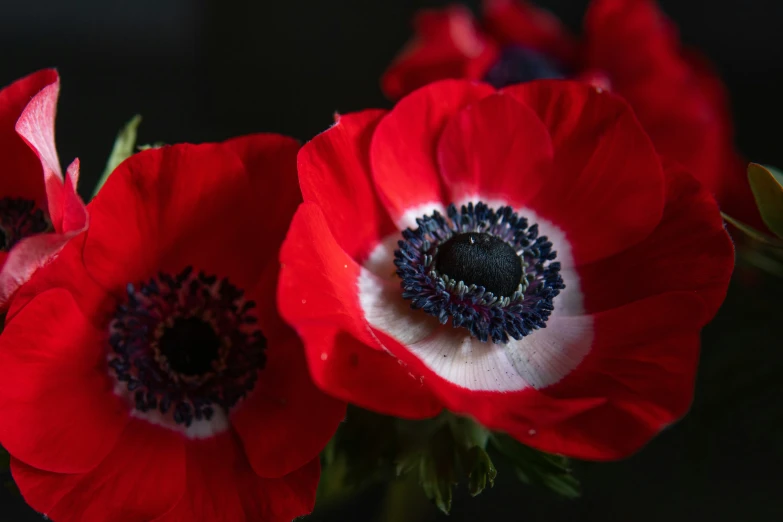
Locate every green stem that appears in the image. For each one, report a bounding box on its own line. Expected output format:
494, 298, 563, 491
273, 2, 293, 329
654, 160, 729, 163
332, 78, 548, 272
376, 474, 432, 522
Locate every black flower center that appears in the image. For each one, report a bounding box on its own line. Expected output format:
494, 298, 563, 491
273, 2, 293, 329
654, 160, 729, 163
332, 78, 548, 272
158, 316, 221, 376
0, 198, 53, 251
435, 232, 522, 298
483, 45, 566, 89
109, 266, 266, 427
394, 202, 563, 344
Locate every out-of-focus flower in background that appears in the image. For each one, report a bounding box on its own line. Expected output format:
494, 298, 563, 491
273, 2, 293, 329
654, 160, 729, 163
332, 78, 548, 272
381, 0, 762, 232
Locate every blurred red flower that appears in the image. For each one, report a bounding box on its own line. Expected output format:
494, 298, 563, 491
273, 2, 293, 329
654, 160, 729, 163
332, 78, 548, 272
381, 0, 761, 229
279, 79, 734, 460
0, 137, 345, 521
0, 69, 87, 307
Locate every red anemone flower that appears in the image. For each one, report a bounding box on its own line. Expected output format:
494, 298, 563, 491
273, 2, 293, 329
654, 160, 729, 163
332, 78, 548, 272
0, 137, 345, 521
278, 79, 734, 460
0, 69, 87, 307
381, 0, 761, 230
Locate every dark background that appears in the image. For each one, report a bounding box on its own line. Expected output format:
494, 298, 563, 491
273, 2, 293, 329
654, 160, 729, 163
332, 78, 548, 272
1, 0, 782, 520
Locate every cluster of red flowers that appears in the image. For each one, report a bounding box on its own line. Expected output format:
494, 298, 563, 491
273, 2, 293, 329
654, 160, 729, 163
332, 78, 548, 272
0, 1, 740, 520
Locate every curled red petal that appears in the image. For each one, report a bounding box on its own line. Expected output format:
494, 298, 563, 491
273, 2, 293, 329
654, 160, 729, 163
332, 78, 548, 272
0, 69, 55, 205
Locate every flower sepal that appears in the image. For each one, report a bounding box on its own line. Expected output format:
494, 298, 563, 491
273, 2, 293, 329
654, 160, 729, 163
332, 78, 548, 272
490, 433, 580, 499
318, 407, 579, 515
395, 413, 497, 513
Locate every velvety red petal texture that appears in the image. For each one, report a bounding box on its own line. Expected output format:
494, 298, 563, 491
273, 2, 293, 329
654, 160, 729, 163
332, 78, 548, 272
0, 69, 55, 205
13, 420, 186, 522
370, 80, 494, 226
153, 434, 319, 522
84, 138, 300, 294
381, 6, 500, 100
279, 204, 443, 418
576, 161, 734, 319
584, 0, 762, 229
84, 144, 246, 292
298, 110, 397, 261
503, 80, 665, 264
0, 287, 128, 474
482, 0, 577, 64
222, 133, 303, 244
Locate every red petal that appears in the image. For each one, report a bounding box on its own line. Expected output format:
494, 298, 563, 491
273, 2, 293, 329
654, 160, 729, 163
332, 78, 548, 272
279, 203, 380, 348
482, 0, 578, 65
527, 292, 706, 459
278, 204, 442, 418
298, 110, 397, 261
437, 92, 553, 205
14, 419, 186, 522
222, 133, 302, 243
0, 228, 82, 308
0, 69, 55, 205
381, 6, 500, 100
576, 161, 734, 319
84, 143, 271, 293
154, 434, 319, 522
503, 80, 665, 265
304, 324, 442, 419
232, 335, 346, 478
370, 80, 495, 227
380, 291, 705, 459
0, 287, 129, 473
5, 234, 105, 323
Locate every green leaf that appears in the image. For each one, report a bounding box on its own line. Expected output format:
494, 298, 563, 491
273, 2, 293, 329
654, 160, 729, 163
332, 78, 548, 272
490, 433, 580, 499
722, 212, 783, 247
94, 115, 142, 198
748, 163, 783, 240
137, 142, 166, 151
